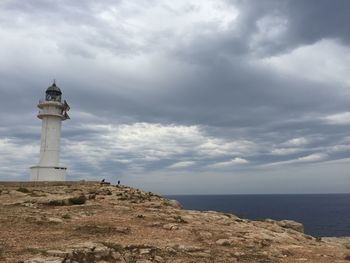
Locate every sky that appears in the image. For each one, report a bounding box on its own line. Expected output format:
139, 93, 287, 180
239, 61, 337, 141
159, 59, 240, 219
0, 0, 350, 194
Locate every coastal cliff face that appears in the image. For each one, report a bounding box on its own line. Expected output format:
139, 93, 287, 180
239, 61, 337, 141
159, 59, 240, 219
0, 182, 349, 263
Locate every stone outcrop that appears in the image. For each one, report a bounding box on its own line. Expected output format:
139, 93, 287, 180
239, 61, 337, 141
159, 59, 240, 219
0, 182, 349, 263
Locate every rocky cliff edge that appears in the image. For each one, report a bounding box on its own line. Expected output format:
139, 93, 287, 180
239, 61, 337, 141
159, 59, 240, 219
0, 182, 349, 263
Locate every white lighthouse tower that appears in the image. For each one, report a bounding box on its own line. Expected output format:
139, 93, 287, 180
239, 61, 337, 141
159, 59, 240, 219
30, 82, 70, 181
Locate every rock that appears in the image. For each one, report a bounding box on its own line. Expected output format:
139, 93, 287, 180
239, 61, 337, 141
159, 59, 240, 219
188, 251, 211, 258
233, 252, 245, 257
216, 239, 233, 246
45, 198, 70, 206
154, 255, 164, 262
47, 217, 63, 224
110, 251, 122, 260
166, 199, 183, 209
87, 193, 96, 199
115, 226, 131, 234
303, 234, 313, 240
174, 215, 187, 223
199, 231, 212, 239
74, 241, 103, 249
180, 215, 194, 222
44, 249, 71, 257
23, 202, 38, 208
176, 245, 204, 252
25, 257, 62, 263
165, 247, 177, 254
139, 248, 152, 255
322, 237, 350, 249
145, 221, 162, 228
277, 220, 304, 233
163, 223, 179, 230
75, 225, 131, 235
9, 190, 27, 197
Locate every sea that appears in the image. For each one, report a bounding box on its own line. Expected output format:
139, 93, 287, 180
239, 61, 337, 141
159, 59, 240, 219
165, 194, 350, 237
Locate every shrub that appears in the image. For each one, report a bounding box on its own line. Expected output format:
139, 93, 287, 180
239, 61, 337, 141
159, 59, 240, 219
48, 199, 67, 206
69, 195, 86, 205
62, 214, 71, 219
17, 187, 30, 193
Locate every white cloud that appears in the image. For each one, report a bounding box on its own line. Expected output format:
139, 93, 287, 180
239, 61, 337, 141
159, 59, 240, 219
260, 39, 350, 87
198, 139, 257, 157
323, 112, 350, 125
119, 1, 239, 36
62, 123, 256, 172
0, 138, 38, 178
168, 161, 196, 169
281, 137, 309, 147
208, 157, 249, 168
327, 144, 350, 153
264, 153, 328, 167
297, 153, 327, 162
0, 0, 238, 58
270, 147, 302, 156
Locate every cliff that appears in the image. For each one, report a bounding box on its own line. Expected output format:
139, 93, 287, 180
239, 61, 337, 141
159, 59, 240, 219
0, 182, 349, 263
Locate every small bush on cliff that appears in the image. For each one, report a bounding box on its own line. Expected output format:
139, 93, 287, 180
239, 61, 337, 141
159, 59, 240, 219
69, 195, 86, 205
17, 187, 30, 193
62, 214, 71, 219
48, 199, 67, 206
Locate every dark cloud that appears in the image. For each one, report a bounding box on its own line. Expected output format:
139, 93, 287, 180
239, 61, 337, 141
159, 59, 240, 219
286, 0, 350, 45
231, 0, 350, 56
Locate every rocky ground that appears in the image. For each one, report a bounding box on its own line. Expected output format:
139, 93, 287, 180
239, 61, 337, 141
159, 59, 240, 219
0, 182, 349, 263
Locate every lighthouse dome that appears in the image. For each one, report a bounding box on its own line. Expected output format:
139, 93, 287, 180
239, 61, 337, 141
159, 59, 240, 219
45, 82, 62, 102
46, 82, 62, 93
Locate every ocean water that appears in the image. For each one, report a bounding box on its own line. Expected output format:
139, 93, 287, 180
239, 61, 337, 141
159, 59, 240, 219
165, 194, 350, 237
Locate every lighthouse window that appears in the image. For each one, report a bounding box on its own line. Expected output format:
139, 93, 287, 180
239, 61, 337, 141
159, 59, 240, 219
46, 90, 62, 102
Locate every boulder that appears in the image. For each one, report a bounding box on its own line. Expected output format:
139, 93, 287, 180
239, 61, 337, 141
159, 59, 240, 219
47, 217, 63, 224
163, 223, 179, 230
166, 199, 183, 209
216, 239, 233, 246
277, 220, 304, 233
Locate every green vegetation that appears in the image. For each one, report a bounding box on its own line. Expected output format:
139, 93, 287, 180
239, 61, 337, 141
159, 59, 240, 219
16, 187, 30, 193
62, 214, 71, 219
48, 199, 67, 206
69, 195, 86, 205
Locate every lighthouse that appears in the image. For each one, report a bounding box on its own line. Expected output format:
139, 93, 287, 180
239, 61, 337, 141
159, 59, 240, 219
30, 82, 70, 181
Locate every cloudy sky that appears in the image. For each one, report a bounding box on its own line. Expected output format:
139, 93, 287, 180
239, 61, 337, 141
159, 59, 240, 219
0, 0, 350, 194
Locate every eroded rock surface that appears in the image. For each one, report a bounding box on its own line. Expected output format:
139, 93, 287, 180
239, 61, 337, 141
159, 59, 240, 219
0, 182, 349, 263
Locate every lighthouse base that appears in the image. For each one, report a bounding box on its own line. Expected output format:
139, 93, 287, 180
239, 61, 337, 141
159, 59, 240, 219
30, 166, 66, 181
